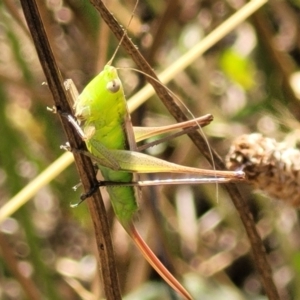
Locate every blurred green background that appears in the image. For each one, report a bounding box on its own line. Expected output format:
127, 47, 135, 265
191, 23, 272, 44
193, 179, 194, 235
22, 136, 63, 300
1, 0, 300, 299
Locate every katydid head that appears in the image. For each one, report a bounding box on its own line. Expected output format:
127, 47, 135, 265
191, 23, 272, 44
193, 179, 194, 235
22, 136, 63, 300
74, 0, 139, 123
74, 65, 126, 125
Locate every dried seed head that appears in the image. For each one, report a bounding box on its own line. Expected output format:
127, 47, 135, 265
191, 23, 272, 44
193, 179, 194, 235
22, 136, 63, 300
226, 133, 300, 207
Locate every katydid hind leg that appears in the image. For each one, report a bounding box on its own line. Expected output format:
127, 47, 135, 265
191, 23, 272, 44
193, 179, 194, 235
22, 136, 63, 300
133, 114, 213, 142
100, 148, 244, 179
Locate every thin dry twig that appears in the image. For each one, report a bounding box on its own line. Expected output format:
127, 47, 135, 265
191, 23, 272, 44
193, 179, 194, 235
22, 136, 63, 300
145, 0, 180, 65
89, 1, 280, 299
19, 1, 122, 299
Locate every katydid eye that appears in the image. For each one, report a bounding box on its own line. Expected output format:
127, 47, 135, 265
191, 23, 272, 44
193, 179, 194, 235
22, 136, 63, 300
107, 79, 120, 93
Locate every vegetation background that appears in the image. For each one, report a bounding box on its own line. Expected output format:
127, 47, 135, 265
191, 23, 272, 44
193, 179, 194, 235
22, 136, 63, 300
1, 0, 300, 299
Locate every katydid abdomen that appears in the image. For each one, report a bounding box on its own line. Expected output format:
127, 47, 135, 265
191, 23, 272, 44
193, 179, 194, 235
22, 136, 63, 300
98, 167, 137, 226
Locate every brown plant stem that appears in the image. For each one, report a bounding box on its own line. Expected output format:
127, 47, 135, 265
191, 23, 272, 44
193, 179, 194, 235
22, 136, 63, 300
19, 1, 122, 299
89, 1, 280, 299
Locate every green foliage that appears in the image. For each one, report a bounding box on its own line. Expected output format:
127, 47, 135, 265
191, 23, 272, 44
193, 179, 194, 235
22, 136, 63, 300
219, 48, 255, 90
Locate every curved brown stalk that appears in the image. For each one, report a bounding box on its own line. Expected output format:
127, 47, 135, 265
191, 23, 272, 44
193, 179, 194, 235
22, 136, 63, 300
89, 1, 280, 299
19, 1, 122, 299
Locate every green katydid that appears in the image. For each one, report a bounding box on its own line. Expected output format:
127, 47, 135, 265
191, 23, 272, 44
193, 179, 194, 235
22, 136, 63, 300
61, 3, 243, 298
64, 62, 244, 299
